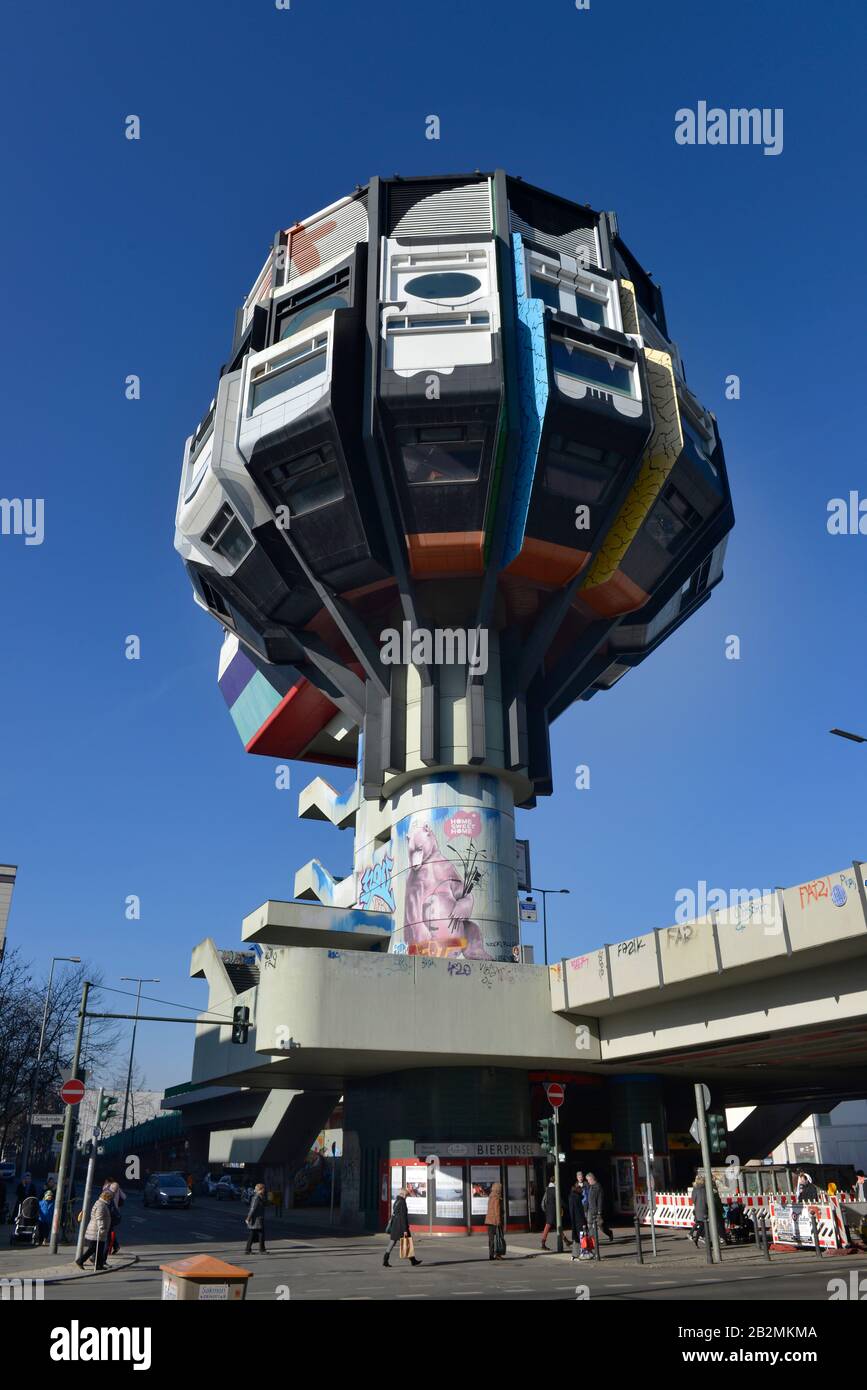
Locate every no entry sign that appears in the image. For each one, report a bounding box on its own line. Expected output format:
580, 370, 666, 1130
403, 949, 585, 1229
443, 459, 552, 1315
60, 1079, 85, 1106
546, 1082, 565, 1109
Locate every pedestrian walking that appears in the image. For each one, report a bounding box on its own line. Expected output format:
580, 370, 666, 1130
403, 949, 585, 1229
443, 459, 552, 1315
485, 1182, 506, 1260
37, 1189, 55, 1246
585, 1172, 614, 1243
103, 1179, 126, 1254
691, 1171, 723, 1246
568, 1178, 590, 1260
854, 1170, 866, 1202
76, 1191, 112, 1270
244, 1182, 269, 1254
15, 1171, 39, 1204
383, 1187, 421, 1267
540, 1179, 559, 1250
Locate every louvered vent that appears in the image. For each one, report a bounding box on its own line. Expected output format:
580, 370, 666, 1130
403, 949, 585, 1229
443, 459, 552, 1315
508, 183, 599, 266
286, 194, 368, 282
387, 179, 492, 237
510, 210, 598, 267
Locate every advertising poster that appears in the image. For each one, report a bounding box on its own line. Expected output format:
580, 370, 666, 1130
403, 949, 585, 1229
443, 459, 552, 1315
389, 774, 519, 961
471, 1164, 500, 1216
404, 1164, 428, 1217
435, 1165, 464, 1220
507, 1164, 528, 1219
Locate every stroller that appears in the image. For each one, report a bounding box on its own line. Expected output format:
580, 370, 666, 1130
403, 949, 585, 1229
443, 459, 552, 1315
10, 1195, 40, 1246
724, 1199, 753, 1245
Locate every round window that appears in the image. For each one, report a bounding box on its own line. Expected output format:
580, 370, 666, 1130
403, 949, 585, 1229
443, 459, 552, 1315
404, 272, 482, 300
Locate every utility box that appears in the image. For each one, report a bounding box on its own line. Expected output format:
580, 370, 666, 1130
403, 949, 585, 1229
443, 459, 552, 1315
159, 1255, 252, 1302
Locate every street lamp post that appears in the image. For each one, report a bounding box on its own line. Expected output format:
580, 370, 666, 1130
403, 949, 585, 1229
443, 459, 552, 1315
829, 728, 867, 743
120, 977, 159, 1134
20, 955, 81, 1177
532, 888, 570, 967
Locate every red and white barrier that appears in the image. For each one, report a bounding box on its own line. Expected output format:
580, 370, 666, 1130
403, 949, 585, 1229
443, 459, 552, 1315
634, 1189, 853, 1250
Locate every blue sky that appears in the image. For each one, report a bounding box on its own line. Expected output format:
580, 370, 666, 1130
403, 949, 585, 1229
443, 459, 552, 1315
1, 0, 865, 1089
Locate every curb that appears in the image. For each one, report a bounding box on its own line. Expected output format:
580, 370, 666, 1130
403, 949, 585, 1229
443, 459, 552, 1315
1, 1254, 139, 1285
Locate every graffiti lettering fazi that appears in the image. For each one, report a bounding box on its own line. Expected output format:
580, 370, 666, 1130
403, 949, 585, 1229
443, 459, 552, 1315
447, 960, 471, 977
358, 852, 395, 912
799, 878, 830, 909
616, 938, 645, 957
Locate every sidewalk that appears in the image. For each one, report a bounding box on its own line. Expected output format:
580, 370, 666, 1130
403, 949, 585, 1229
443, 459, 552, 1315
506, 1224, 867, 1269
0, 1246, 138, 1284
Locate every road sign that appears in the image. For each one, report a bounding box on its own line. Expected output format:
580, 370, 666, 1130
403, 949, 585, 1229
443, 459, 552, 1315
546, 1082, 565, 1109
32, 1113, 64, 1126
60, 1079, 85, 1105
51, 1129, 64, 1153
700, 1083, 711, 1110
515, 839, 532, 892
520, 897, 538, 923
689, 1118, 701, 1144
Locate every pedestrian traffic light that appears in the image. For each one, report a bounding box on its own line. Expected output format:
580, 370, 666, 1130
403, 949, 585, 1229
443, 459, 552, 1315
232, 1005, 250, 1045
707, 1112, 727, 1152
538, 1118, 554, 1155
97, 1094, 118, 1126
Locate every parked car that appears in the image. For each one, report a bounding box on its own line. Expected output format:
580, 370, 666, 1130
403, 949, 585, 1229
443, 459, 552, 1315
0, 1161, 16, 1183
215, 1176, 242, 1201
143, 1172, 192, 1209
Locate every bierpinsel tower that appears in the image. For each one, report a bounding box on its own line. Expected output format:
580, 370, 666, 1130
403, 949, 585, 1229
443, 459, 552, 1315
175, 172, 733, 964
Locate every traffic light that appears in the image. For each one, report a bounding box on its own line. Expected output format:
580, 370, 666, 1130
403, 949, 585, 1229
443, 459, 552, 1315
538, 1118, 554, 1155
707, 1112, 727, 1152
97, 1094, 118, 1126
232, 1005, 250, 1045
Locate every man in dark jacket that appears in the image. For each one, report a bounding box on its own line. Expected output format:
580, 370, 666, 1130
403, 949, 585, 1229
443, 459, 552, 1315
383, 1188, 421, 1267
16, 1172, 39, 1204
585, 1173, 614, 1243
691, 1173, 723, 1246
244, 1183, 268, 1254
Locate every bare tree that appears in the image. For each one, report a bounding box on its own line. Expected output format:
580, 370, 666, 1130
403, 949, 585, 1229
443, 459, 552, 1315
0, 951, 121, 1163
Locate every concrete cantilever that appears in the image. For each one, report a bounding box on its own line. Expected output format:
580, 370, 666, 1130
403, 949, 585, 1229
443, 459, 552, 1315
241, 899, 392, 950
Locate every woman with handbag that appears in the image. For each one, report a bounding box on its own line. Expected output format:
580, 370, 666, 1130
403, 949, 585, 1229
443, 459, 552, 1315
383, 1187, 421, 1267
485, 1182, 506, 1260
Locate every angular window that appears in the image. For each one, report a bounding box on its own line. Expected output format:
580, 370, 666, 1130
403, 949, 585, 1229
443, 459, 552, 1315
646, 483, 702, 554
543, 436, 621, 504
201, 503, 253, 566
530, 274, 561, 310
200, 578, 231, 620
262, 441, 344, 516
396, 425, 484, 484
249, 337, 327, 413
551, 338, 635, 397
274, 267, 351, 341
574, 291, 606, 327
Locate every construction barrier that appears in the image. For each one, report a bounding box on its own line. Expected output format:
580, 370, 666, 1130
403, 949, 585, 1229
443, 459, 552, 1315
635, 1190, 772, 1229
635, 1190, 852, 1250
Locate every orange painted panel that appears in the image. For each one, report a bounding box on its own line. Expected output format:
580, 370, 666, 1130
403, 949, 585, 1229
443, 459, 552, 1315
505, 537, 590, 586
580, 570, 649, 617
406, 531, 485, 577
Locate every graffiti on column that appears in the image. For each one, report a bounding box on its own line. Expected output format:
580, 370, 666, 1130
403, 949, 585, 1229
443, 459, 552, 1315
358, 850, 395, 913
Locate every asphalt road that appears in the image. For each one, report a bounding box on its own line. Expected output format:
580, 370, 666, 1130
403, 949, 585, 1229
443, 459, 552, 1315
26, 1200, 867, 1302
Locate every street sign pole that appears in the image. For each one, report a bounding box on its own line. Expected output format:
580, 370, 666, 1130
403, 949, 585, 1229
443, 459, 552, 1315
553, 1106, 563, 1253
50, 980, 90, 1254
693, 1081, 722, 1265
75, 1089, 102, 1265
640, 1121, 657, 1258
